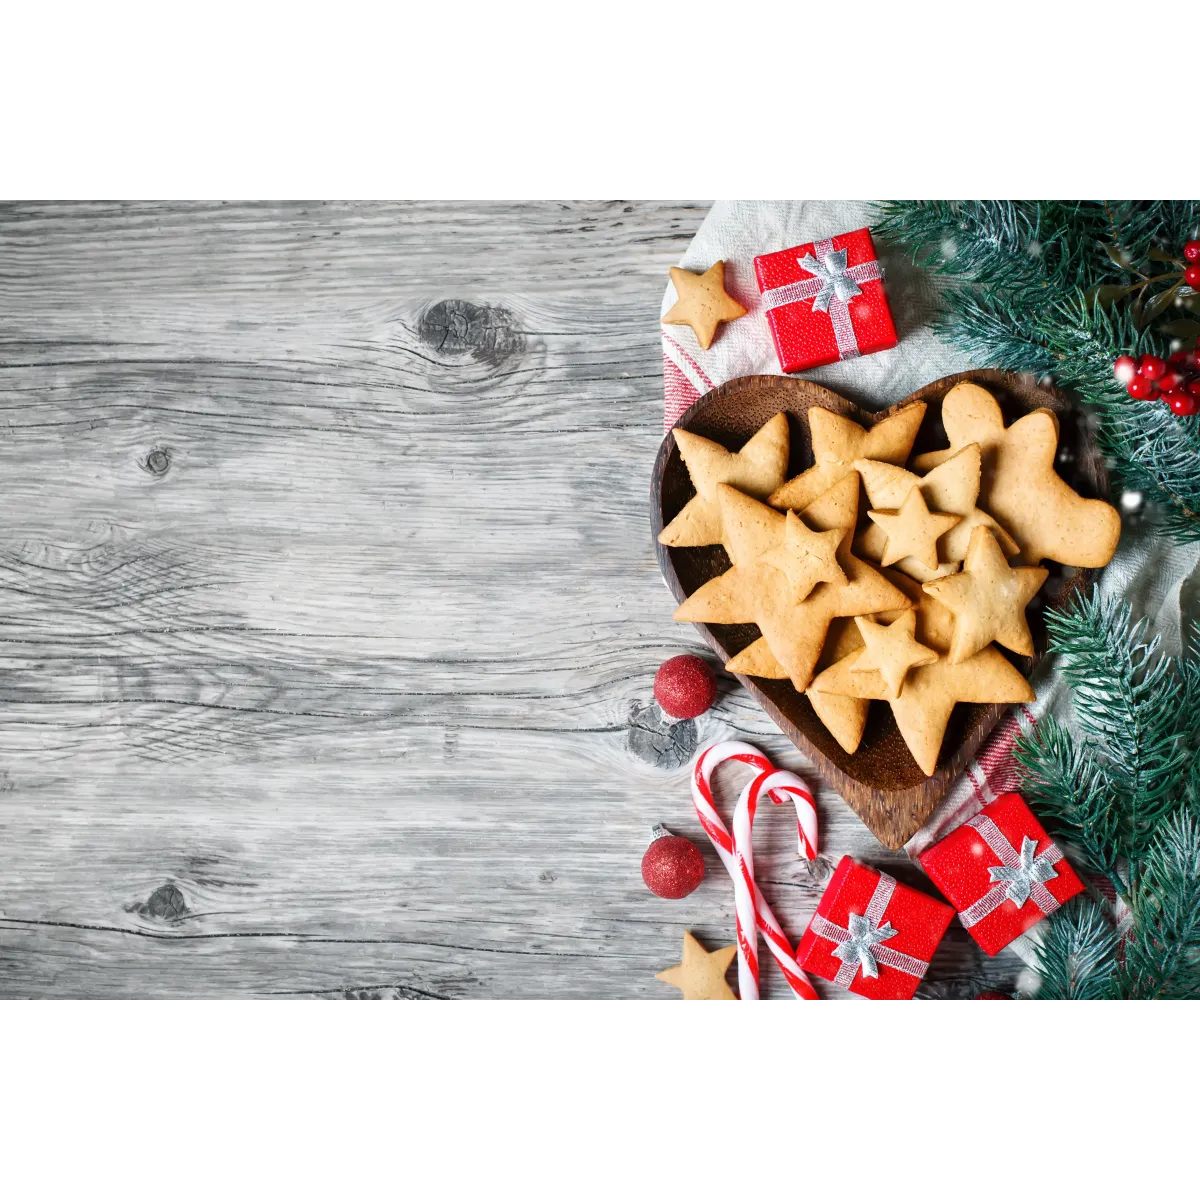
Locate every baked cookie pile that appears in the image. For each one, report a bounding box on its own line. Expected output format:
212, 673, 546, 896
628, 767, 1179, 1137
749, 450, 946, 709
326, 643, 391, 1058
659, 382, 1122, 776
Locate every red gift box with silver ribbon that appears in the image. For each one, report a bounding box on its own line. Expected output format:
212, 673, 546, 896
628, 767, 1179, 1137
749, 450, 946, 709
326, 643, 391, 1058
796, 856, 954, 999
754, 228, 898, 373
917, 792, 1086, 957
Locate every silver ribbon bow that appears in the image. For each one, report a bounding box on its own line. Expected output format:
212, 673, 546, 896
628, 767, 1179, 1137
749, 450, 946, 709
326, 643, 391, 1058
958, 816, 1065, 929
809, 871, 932, 989
758, 237, 884, 360
988, 836, 1058, 907
830, 912, 898, 980
796, 248, 862, 312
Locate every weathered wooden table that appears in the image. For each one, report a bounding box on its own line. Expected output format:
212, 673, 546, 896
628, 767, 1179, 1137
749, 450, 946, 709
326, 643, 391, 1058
0, 202, 1022, 997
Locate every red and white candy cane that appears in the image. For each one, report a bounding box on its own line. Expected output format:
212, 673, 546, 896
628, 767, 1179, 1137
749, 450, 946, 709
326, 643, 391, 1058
691, 741, 819, 1000
732, 766, 819, 1001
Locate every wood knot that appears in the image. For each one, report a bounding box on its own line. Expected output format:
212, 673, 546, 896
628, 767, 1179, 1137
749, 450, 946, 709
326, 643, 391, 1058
142, 447, 172, 477
417, 299, 523, 365
626, 701, 696, 769
133, 883, 189, 923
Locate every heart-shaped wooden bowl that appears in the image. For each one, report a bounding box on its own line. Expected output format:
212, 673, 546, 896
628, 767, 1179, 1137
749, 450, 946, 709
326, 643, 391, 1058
651, 369, 1109, 849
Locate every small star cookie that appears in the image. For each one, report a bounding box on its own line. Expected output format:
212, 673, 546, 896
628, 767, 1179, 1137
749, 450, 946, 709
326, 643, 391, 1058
655, 931, 737, 1000
673, 469, 861, 626
922, 525, 1049, 663
851, 611, 938, 699
853, 444, 1018, 581
659, 413, 789, 550
769, 402, 926, 513
661, 261, 747, 351
909, 381, 1121, 568
757, 510, 846, 605
867, 486, 962, 571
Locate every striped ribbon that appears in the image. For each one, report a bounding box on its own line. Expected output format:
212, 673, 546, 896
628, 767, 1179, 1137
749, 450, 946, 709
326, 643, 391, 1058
691, 741, 819, 1000
759, 237, 882, 361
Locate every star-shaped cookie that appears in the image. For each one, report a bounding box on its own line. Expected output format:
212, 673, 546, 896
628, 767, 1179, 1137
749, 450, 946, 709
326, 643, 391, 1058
810, 583, 1035, 776
756, 510, 846, 604
658, 413, 789, 549
853, 444, 1019, 581
851, 611, 938, 699
661, 261, 748, 351
673, 470, 860, 625
749, 477, 913, 691
910, 381, 1121, 567
867, 486, 961, 571
769, 402, 926, 513
655, 931, 737, 1000
922, 525, 1049, 663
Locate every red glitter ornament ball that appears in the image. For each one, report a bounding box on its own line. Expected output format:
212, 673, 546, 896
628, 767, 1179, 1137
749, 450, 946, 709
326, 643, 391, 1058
654, 654, 716, 719
641, 826, 705, 899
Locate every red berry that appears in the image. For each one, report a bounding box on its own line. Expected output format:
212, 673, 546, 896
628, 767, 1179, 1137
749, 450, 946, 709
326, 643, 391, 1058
1169, 391, 1199, 416
653, 654, 716, 719
1113, 354, 1138, 384
1187, 379, 1200, 398
1139, 354, 1167, 380
1194, 350, 1200, 370
1160, 370, 1185, 393
1128, 376, 1157, 399
641, 826, 705, 899
1185, 266, 1200, 288
1170, 350, 1192, 367
1185, 240, 1200, 264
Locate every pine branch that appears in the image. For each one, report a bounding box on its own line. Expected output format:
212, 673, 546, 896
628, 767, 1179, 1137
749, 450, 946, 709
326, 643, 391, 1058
1120, 810, 1200, 999
1042, 591, 1186, 865
1012, 715, 1123, 889
875, 200, 1200, 541
1029, 900, 1120, 1000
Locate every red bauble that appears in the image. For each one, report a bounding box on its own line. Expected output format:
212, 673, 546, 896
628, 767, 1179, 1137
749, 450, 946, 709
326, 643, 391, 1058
1185, 266, 1200, 289
1113, 354, 1138, 384
641, 826, 705, 899
1139, 354, 1167, 381
1127, 375, 1156, 400
1184, 240, 1200, 264
1169, 391, 1199, 416
654, 654, 716, 719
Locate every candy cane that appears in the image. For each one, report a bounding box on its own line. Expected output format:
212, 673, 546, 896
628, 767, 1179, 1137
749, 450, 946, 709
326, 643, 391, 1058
691, 741, 819, 1000
732, 767, 818, 1001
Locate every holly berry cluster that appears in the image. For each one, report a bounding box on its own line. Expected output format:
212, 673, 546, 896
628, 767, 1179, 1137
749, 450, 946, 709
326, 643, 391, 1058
1185, 238, 1200, 287
1114, 348, 1200, 416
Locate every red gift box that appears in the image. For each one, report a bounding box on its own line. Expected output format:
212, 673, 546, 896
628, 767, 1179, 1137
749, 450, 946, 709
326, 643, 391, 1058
754, 228, 898, 373
917, 792, 1086, 957
796, 856, 954, 999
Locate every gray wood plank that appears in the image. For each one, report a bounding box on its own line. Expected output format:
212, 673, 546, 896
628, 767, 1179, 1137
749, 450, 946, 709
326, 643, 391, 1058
0, 201, 1022, 998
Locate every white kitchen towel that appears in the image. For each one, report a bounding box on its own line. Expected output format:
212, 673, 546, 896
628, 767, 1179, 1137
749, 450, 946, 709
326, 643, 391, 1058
662, 201, 1200, 963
